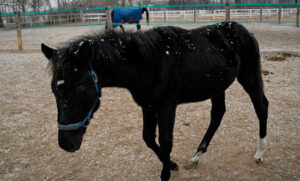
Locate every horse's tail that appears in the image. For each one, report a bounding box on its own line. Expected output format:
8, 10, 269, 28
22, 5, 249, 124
142, 7, 149, 26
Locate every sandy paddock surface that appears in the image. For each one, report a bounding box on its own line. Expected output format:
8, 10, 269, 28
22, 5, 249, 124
0, 23, 300, 180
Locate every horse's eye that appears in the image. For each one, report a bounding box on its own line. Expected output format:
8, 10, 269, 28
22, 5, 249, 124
75, 85, 85, 94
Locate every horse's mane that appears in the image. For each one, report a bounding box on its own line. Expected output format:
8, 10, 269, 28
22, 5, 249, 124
48, 26, 187, 76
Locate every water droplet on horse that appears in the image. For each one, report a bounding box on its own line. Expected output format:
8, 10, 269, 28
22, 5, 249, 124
165, 51, 169, 55
57, 80, 65, 86
74, 68, 78, 72
101, 39, 105, 42
79, 41, 84, 46
205, 74, 211, 77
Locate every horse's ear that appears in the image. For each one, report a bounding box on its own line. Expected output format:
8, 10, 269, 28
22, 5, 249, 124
73, 42, 93, 64
41, 43, 56, 60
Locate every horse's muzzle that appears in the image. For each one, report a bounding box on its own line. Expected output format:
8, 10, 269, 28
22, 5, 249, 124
59, 140, 80, 152
58, 131, 83, 152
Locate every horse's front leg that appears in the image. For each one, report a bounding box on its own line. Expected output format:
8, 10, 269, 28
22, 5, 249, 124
119, 25, 125, 32
157, 103, 177, 181
136, 22, 141, 31
190, 93, 226, 165
142, 107, 178, 171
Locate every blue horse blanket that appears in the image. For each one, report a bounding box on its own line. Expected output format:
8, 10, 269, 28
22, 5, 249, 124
113, 8, 142, 24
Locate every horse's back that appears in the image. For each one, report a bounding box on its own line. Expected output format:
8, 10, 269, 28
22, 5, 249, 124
164, 22, 258, 103
130, 22, 260, 103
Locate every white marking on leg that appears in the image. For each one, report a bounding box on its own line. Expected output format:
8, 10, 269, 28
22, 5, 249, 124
254, 137, 267, 162
190, 151, 203, 166
57, 80, 65, 86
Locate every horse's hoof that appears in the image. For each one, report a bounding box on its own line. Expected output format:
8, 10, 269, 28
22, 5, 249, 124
170, 160, 179, 171
254, 156, 263, 164
189, 159, 198, 166
254, 150, 264, 164
254, 137, 267, 164
255, 158, 262, 164
189, 152, 202, 166
161, 169, 171, 181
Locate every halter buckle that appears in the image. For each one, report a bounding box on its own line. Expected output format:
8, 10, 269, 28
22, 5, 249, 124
83, 118, 90, 128
91, 70, 98, 83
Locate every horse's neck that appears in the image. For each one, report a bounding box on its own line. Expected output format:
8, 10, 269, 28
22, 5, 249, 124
98, 63, 139, 89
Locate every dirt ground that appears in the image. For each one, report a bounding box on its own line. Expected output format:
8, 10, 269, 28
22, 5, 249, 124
0, 23, 300, 181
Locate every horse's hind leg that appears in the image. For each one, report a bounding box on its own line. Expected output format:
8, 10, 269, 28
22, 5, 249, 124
137, 23, 141, 31
120, 25, 125, 32
190, 93, 226, 165
237, 66, 269, 163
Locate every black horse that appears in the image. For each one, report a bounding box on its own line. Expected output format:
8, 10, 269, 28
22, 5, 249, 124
41, 21, 268, 181
105, 7, 149, 32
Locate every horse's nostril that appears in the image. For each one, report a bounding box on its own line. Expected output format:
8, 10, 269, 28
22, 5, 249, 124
61, 143, 77, 152
59, 139, 75, 152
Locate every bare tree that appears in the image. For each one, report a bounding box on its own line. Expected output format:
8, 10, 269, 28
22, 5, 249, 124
28, 0, 51, 11
16, 0, 27, 12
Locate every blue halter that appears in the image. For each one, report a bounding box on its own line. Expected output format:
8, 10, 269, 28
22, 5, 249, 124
57, 67, 100, 130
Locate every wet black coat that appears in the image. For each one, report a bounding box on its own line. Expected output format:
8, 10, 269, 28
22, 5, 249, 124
95, 21, 253, 110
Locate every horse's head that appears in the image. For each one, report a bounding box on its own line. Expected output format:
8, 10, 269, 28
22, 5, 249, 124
41, 42, 101, 152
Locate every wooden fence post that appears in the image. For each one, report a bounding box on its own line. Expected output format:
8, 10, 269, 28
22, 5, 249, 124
106, 6, 112, 29
278, 7, 281, 24
260, 7, 263, 22
225, 0, 230, 21
194, 10, 197, 22
164, 11, 167, 22
297, 7, 299, 27
80, 10, 84, 23
14, 12, 23, 51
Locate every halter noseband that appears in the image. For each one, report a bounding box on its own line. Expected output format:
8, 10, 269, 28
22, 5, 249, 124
57, 67, 100, 130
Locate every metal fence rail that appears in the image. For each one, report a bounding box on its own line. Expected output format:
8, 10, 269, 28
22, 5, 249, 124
0, 8, 298, 28
0, 3, 299, 51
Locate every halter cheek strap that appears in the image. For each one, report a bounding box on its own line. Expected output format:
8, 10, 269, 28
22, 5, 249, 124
57, 67, 100, 130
